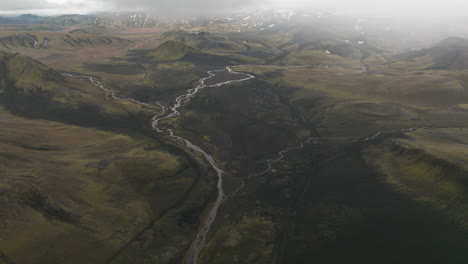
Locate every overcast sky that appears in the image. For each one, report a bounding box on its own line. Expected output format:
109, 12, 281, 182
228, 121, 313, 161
0, 0, 467, 17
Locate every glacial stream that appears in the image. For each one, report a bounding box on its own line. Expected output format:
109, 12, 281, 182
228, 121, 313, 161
65, 67, 255, 264
65, 67, 420, 264
149, 67, 254, 264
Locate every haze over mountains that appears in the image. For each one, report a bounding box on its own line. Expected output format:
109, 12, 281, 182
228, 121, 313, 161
0, 1, 467, 264
2, 10, 468, 51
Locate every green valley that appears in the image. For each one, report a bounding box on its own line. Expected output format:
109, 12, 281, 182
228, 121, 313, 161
0, 6, 467, 264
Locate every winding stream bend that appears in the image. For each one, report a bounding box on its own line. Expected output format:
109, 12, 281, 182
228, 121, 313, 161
64, 66, 254, 264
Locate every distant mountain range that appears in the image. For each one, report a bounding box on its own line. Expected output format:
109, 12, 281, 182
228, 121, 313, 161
1, 11, 468, 51
0, 12, 163, 28
0, 31, 131, 50
0, 14, 43, 24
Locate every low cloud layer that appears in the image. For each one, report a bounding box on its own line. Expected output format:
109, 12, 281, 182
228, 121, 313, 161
1, 0, 468, 17
0, 0, 258, 15
0, 0, 109, 15
1, 1, 51, 11
109, 0, 258, 16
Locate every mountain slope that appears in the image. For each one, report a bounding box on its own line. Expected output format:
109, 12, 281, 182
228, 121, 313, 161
146, 40, 248, 65
161, 31, 248, 52
41, 14, 97, 26
395, 37, 468, 70
0, 52, 63, 93
0, 106, 199, 264
147, 40, 202, 61
0, 51, 212, 264
0, 52, 153, 133
276, 39, 385, 67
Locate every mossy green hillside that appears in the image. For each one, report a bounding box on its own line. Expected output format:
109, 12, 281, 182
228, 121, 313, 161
0, 52, 160, 133
198, 217, 276, 264
147, 40, 202, 61
0, 52, 63, 93
0, 107, 197, 264
237, 65, 468, 138
364, 128, 468, 227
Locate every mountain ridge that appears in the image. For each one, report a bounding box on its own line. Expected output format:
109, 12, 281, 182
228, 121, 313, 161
396, 37, 468, 70
0, 52, 63, 93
